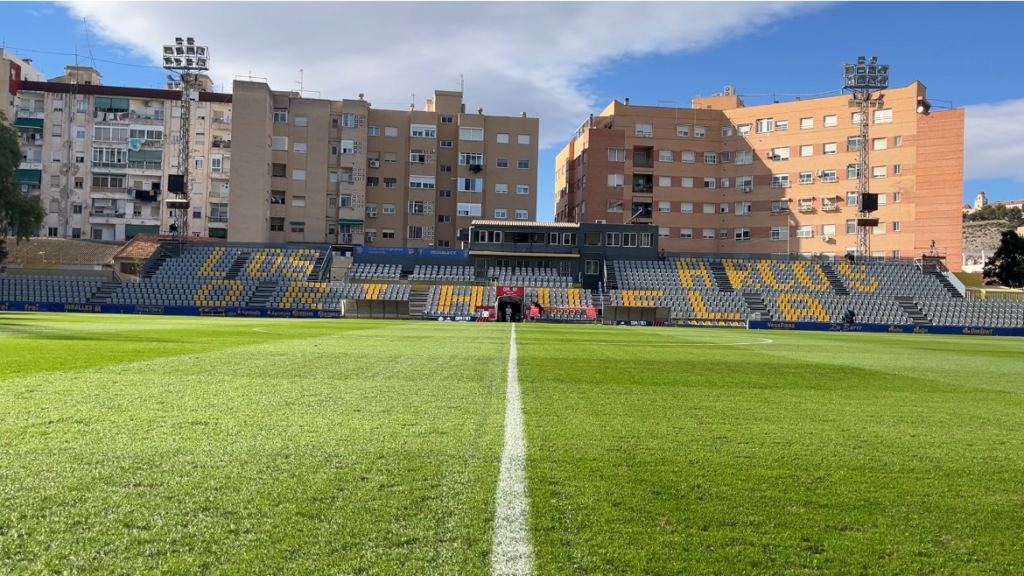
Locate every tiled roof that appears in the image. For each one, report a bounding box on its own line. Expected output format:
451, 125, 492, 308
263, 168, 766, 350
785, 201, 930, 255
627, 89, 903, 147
3, 238, 123, 266
112, 234, 165, 261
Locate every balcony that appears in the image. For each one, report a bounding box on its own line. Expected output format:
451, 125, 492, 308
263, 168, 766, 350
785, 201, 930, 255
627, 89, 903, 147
798, 206, 815, 213
212, 116, 232, 125
338, 233, 364, 245
89, 211, 126, 225
770, 207, 790, 215
211, 168, 231, 179
736, 185, 753, 194
822, 203, 840, 212
19, 161, 43, 171
207, 216, 229, 225
632, 173, 654, 193
632, 146, 655, 170
93, 161, 128, 170
212, 139, 231, 149
19, 133, 43, 145
128, 161, 163, 172
129, 111, 165, 123
770, 181, 792, 189
16, 109, 45, 120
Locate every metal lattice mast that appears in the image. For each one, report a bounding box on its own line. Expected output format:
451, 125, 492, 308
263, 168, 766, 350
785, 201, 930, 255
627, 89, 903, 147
162, 37, 209, 245
843, 56, 889, 263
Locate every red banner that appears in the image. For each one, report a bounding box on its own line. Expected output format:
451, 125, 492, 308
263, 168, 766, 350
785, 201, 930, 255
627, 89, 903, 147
9, 62, 22, 95
497, 286, 525, 298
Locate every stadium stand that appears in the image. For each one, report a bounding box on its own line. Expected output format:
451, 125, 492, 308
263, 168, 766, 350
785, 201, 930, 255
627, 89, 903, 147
410, 265, 474, 283
0, 274, 104, 304
918, 299, 1024, 327
348, 263, 402, 282
487, 267, 573, 287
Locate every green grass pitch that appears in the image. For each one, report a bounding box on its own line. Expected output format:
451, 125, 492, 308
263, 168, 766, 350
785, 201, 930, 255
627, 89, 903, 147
2, 313, 1024, 575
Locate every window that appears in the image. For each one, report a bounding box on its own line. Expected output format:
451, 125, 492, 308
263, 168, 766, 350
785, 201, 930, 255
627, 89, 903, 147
681, 150, 696, 164
894, 192, 902, 203
770, 174, 790, 188
658, 201, 671, 213
720, 229, 728, 239
720, 177, 730, 189
366, 204, 378, 217
495, 183, 508, 194
847, 136, 864, 152
73, 177, 83, 189
456, 203, 482, 217
659, 150, 673, 162
606, 173, 625, 188
518, 134, 531, 145
799, 172, 813, 185
440, 165, 452, 173
411, 124, 437, 138
735, 150, 752, 165
878, 193, 887, 206
734, 228, 751, 242
409, 176, 435, 189
635, 122, 653, 137
872, 166, 887, 179
496, 133, 509, 144
823, 114, 838, 127
851, 111, 864, 124
681, 202, 693, 214
676, 124, 691, 137
46, 227, 58, 238
366, 177, 379, 188
368, 126, 380, 137
694, 126, 706, 138
290, 221, 305, 233
459, 127, 484, 141
680, 228, 693, 239
755, 118, 774, 133
823, 142, 838, 155
195, 157, 204, 170
606, 232, 620, 246
291, 195, 306, 207
736, 201, 751, 215
75, 127, 86, 139
720, 203, 730, 214
294, 115, 308, 127
384, 126, 398, 137
894, 135, 903, 147
822, 196, 838, 211
51, 151, 62, 164
893, 164, 902, 175
703, 178, 716, 189
704, 152, 718, 164
494, 208, 508, 219
822, 224, 836, 237
770, 227, 787, 241
873, 137, 888, 151
292, 169, 306, 181
384, 152, 397, 164
459, 152, 484, 166
776, 119, 789, 131
516, 185, 530, 195
703, 228, 715, 240
821, 169, 838, 183
271, 136, 288, 150
582, 260, 600, 275
847, 191, 859, 207
515, 210, 529, 220
93, 125, 128, 142
721, 151, 732, 163
293, 142, 307, 154
623, 233, 638, 248
439, 190, 452, 198
770, 147, 790, 161
440, 115, 454, 124
657, 227, 670, 238
49, 174, 60, 187
893, 221, 901, 232
438, 215, 451, 223
797, 144, 813, 158
659, 176, 672, 188
341, 140, 355, 154
382, 229, 395, 239
797, 225, 813, 238
607, 148, 625, 162
682, 177, 694, 188
738, 124, 751, 136
703, 203, 715, 214
847, 164, 862, 180
331, 118, 340, 130
383, 204, 397, 214
517, 160, 530, 169
874, 109, 893, 124
408, 200, 432, 214
773, 199, 791, 213
458, 178, 483, 192
273, 109, 287, 123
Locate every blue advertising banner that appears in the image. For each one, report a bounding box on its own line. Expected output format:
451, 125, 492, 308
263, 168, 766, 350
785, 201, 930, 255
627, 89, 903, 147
747, 320, 1024, 337
0, 301, 343, 319
353, 246, 415, 256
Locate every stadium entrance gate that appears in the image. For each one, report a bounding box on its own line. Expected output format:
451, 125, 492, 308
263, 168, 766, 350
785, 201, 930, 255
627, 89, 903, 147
495, 286, 525, 322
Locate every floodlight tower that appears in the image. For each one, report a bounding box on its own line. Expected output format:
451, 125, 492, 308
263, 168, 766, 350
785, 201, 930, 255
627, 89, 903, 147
843, 56, 888, 262
161, 37, 210, 244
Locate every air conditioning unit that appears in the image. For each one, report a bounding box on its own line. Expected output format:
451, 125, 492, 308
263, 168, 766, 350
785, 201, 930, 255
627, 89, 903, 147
595, 219, 607, 224
369, 212, 377, 218
821, 235, 831, 242
816, 170, 823, 177
369, 160, 380, 168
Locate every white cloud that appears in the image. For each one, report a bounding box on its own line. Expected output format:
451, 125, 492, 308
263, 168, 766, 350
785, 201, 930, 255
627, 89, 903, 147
965, 98, 1024, 181
61, 1, 812, 149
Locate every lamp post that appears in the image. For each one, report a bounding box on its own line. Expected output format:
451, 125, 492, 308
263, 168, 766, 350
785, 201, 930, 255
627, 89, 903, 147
843, 56, 888, 263
161, 37, 209, 245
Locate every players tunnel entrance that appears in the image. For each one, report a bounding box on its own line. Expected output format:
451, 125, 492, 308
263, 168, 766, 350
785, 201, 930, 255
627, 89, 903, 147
496, 296, 523, 322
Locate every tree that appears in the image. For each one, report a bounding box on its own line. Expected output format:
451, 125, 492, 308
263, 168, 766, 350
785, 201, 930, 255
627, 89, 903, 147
964, 204, 1024, 228
0, 112, 45, 264
982, 230, 1024, 288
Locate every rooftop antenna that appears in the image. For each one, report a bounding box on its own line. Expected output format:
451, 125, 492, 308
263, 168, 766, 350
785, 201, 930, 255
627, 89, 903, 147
82, 18, 97, 70
459, 73, 464, 93
296, 68, 304, 93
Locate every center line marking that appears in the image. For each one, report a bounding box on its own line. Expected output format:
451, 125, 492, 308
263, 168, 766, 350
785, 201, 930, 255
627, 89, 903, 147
491, 323, 533, 576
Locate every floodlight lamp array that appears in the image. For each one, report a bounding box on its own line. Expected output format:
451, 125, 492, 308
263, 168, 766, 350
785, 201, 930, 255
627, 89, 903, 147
161, 37, 209, 72
843, 56, 889, 90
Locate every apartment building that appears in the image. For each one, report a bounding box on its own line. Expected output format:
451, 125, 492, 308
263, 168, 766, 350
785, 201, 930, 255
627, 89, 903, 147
555, 82, 964, 268
230, 81, 539, 248
3, 52, 232, 243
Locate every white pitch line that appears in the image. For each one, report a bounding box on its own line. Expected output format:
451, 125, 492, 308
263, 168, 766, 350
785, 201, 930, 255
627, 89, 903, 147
252, 327, 268, 333
491, 323, 534, 576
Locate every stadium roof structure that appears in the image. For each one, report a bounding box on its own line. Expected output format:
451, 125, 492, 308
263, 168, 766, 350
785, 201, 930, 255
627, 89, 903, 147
2, 238, 123, 267
470, 220, 580, 229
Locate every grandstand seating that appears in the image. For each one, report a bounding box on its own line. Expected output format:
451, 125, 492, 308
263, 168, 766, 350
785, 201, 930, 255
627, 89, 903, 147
265, 282, 410, 310
348, 263, 402, 281
0, 274, 103, 304
410, 265, 474, 283
918, 299, 1024, 327
836, 261, 951, 298
615, 257, 719, 290
487, 267, 572, 287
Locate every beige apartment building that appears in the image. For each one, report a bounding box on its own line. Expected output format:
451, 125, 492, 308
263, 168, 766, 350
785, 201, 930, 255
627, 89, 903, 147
230, 81, 539, 248
3, 53, 233, 243
556, 82, 964, 268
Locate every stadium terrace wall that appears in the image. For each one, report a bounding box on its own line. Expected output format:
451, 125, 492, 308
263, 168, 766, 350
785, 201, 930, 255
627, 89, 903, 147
748, 320, 1024, 338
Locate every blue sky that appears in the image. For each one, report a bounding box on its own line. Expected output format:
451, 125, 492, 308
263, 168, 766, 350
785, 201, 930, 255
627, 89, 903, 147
3, 2, 1022, 220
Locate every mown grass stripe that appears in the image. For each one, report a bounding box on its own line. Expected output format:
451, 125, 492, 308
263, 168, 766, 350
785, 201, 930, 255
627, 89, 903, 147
492, 323, 533, 576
